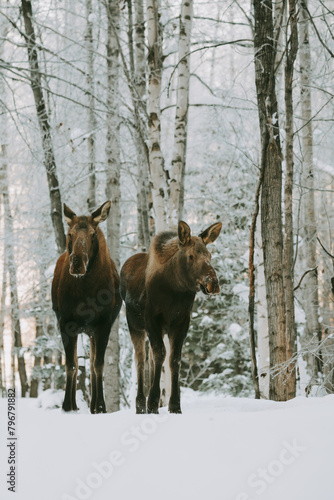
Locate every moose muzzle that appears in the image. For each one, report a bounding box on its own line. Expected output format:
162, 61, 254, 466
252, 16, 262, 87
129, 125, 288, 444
69, 253, 88, 278
199, 269, 220, 295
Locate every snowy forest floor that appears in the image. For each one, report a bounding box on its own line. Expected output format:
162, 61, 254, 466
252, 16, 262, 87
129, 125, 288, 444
1, 389, 334, 500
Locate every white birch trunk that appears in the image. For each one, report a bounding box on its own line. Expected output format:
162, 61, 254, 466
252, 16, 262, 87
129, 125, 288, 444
256, 210, 269, 399
168, 0, 193, 228
146, 0, 167, 232
299, 0, 322, 386
104, 0, 121, 412
134, 0, 151, 251
86, 0, 97, 212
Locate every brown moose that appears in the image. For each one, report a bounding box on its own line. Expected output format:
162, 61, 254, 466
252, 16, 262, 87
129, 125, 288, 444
52, 201, 121, 413
120, 220, 222, 414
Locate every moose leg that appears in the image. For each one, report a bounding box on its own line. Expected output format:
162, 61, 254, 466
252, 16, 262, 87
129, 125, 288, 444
129, 326, 147, 414
92, 328, 109, 414
147, 321, 166, 414
89, 336, 97, 413
62, 333, 78, 412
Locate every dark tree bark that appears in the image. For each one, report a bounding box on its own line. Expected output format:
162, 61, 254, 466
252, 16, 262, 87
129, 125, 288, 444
253, 0, 287, 401
21, 0, 66, 255
283, 0, 298, 400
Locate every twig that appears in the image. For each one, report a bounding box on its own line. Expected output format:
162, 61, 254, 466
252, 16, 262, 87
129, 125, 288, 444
294, 267, 318, 291
317, 237, 334, 260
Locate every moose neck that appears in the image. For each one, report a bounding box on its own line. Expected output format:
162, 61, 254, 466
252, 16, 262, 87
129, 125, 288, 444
149, 235, 197, 294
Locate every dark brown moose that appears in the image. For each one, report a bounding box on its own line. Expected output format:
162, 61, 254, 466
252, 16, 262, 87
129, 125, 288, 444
52, 201, 121, 413
120, 220, 222, 414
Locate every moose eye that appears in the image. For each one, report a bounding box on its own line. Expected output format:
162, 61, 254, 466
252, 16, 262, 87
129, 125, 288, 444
189, 255, 194, 262
68, 233, 72, 240
92, 232, 97, 239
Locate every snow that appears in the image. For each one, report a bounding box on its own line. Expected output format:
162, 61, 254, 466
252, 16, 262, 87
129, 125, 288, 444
1, 390, 334, 500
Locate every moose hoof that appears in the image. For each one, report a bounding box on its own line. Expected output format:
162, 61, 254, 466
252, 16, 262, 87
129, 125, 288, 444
169, 408, 182, 414
95, 405, 106, 414
147, 407, 159, 414
62, 401, 78, 412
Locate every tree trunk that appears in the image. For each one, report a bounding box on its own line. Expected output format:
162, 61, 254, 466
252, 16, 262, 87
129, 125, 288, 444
253, 0, 287, 401
30, 266, 47, 398
0, 239, 7, 397
1, 145, 29, 397
299, 0, 322, 388
133, 0, 151, 251
283, 0, 298, 400
146, 0, 167, 233
21, 0, 66, 255
256, 210, 269, 399
168, 0, 193, 227
104, 0, 121, 413
86, 0, 97, 213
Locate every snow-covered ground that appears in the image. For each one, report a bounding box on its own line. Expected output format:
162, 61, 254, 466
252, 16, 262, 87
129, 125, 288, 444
1, 390, 334, 500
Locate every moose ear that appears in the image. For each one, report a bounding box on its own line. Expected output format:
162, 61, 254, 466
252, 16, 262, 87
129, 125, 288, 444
64, 203, 76, 225
92, 200, 111, 224
199, 222, 222, 245
178, 221, 191, 245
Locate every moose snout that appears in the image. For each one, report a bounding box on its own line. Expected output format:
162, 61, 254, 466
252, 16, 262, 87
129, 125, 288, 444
69, 254, 88, 278
199, 273, 220, 295
205, 279, 220, 295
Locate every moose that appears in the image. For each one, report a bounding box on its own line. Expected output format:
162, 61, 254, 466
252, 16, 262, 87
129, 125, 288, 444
120, 220, 222, 414
52, 201, 121, 413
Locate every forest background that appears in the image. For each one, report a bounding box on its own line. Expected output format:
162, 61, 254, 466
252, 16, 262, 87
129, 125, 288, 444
0, 0, 334, 411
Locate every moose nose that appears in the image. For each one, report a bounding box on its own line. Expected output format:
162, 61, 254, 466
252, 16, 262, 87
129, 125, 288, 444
69, 254, 87, 278
206, 280, 220, 295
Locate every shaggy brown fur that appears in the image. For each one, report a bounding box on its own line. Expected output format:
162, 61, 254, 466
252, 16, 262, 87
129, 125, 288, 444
52, 201, 121, 413
121, 220, 222, 414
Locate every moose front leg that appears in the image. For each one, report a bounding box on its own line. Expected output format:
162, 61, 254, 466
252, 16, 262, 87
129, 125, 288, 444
61, 331, 78, 412
92, 327, 110, 414
89, 336, 97, 413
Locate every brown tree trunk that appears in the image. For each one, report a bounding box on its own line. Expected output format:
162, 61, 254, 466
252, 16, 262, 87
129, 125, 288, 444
299, 0, 322, 389
253, 0, 287, 401
283, 0, 298, 400
21, 0, 66, 254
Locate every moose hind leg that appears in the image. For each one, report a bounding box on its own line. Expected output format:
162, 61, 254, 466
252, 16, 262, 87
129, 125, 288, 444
147, 327, 166, 414
130, 327, 147, 414
62, 333, 78, 412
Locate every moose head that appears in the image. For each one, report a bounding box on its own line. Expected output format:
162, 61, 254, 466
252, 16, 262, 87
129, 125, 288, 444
64, 201, 111, 278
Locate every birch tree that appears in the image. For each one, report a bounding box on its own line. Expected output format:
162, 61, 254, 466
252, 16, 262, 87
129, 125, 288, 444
298, 0, 322, 387
104, 0, 121, 413
146, 0, 167, 232
1, 147, 29, 396
86, 0, 97, 212
168, 0, 193, 227
256, 217, 269, 399
133, 0, 151, 251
